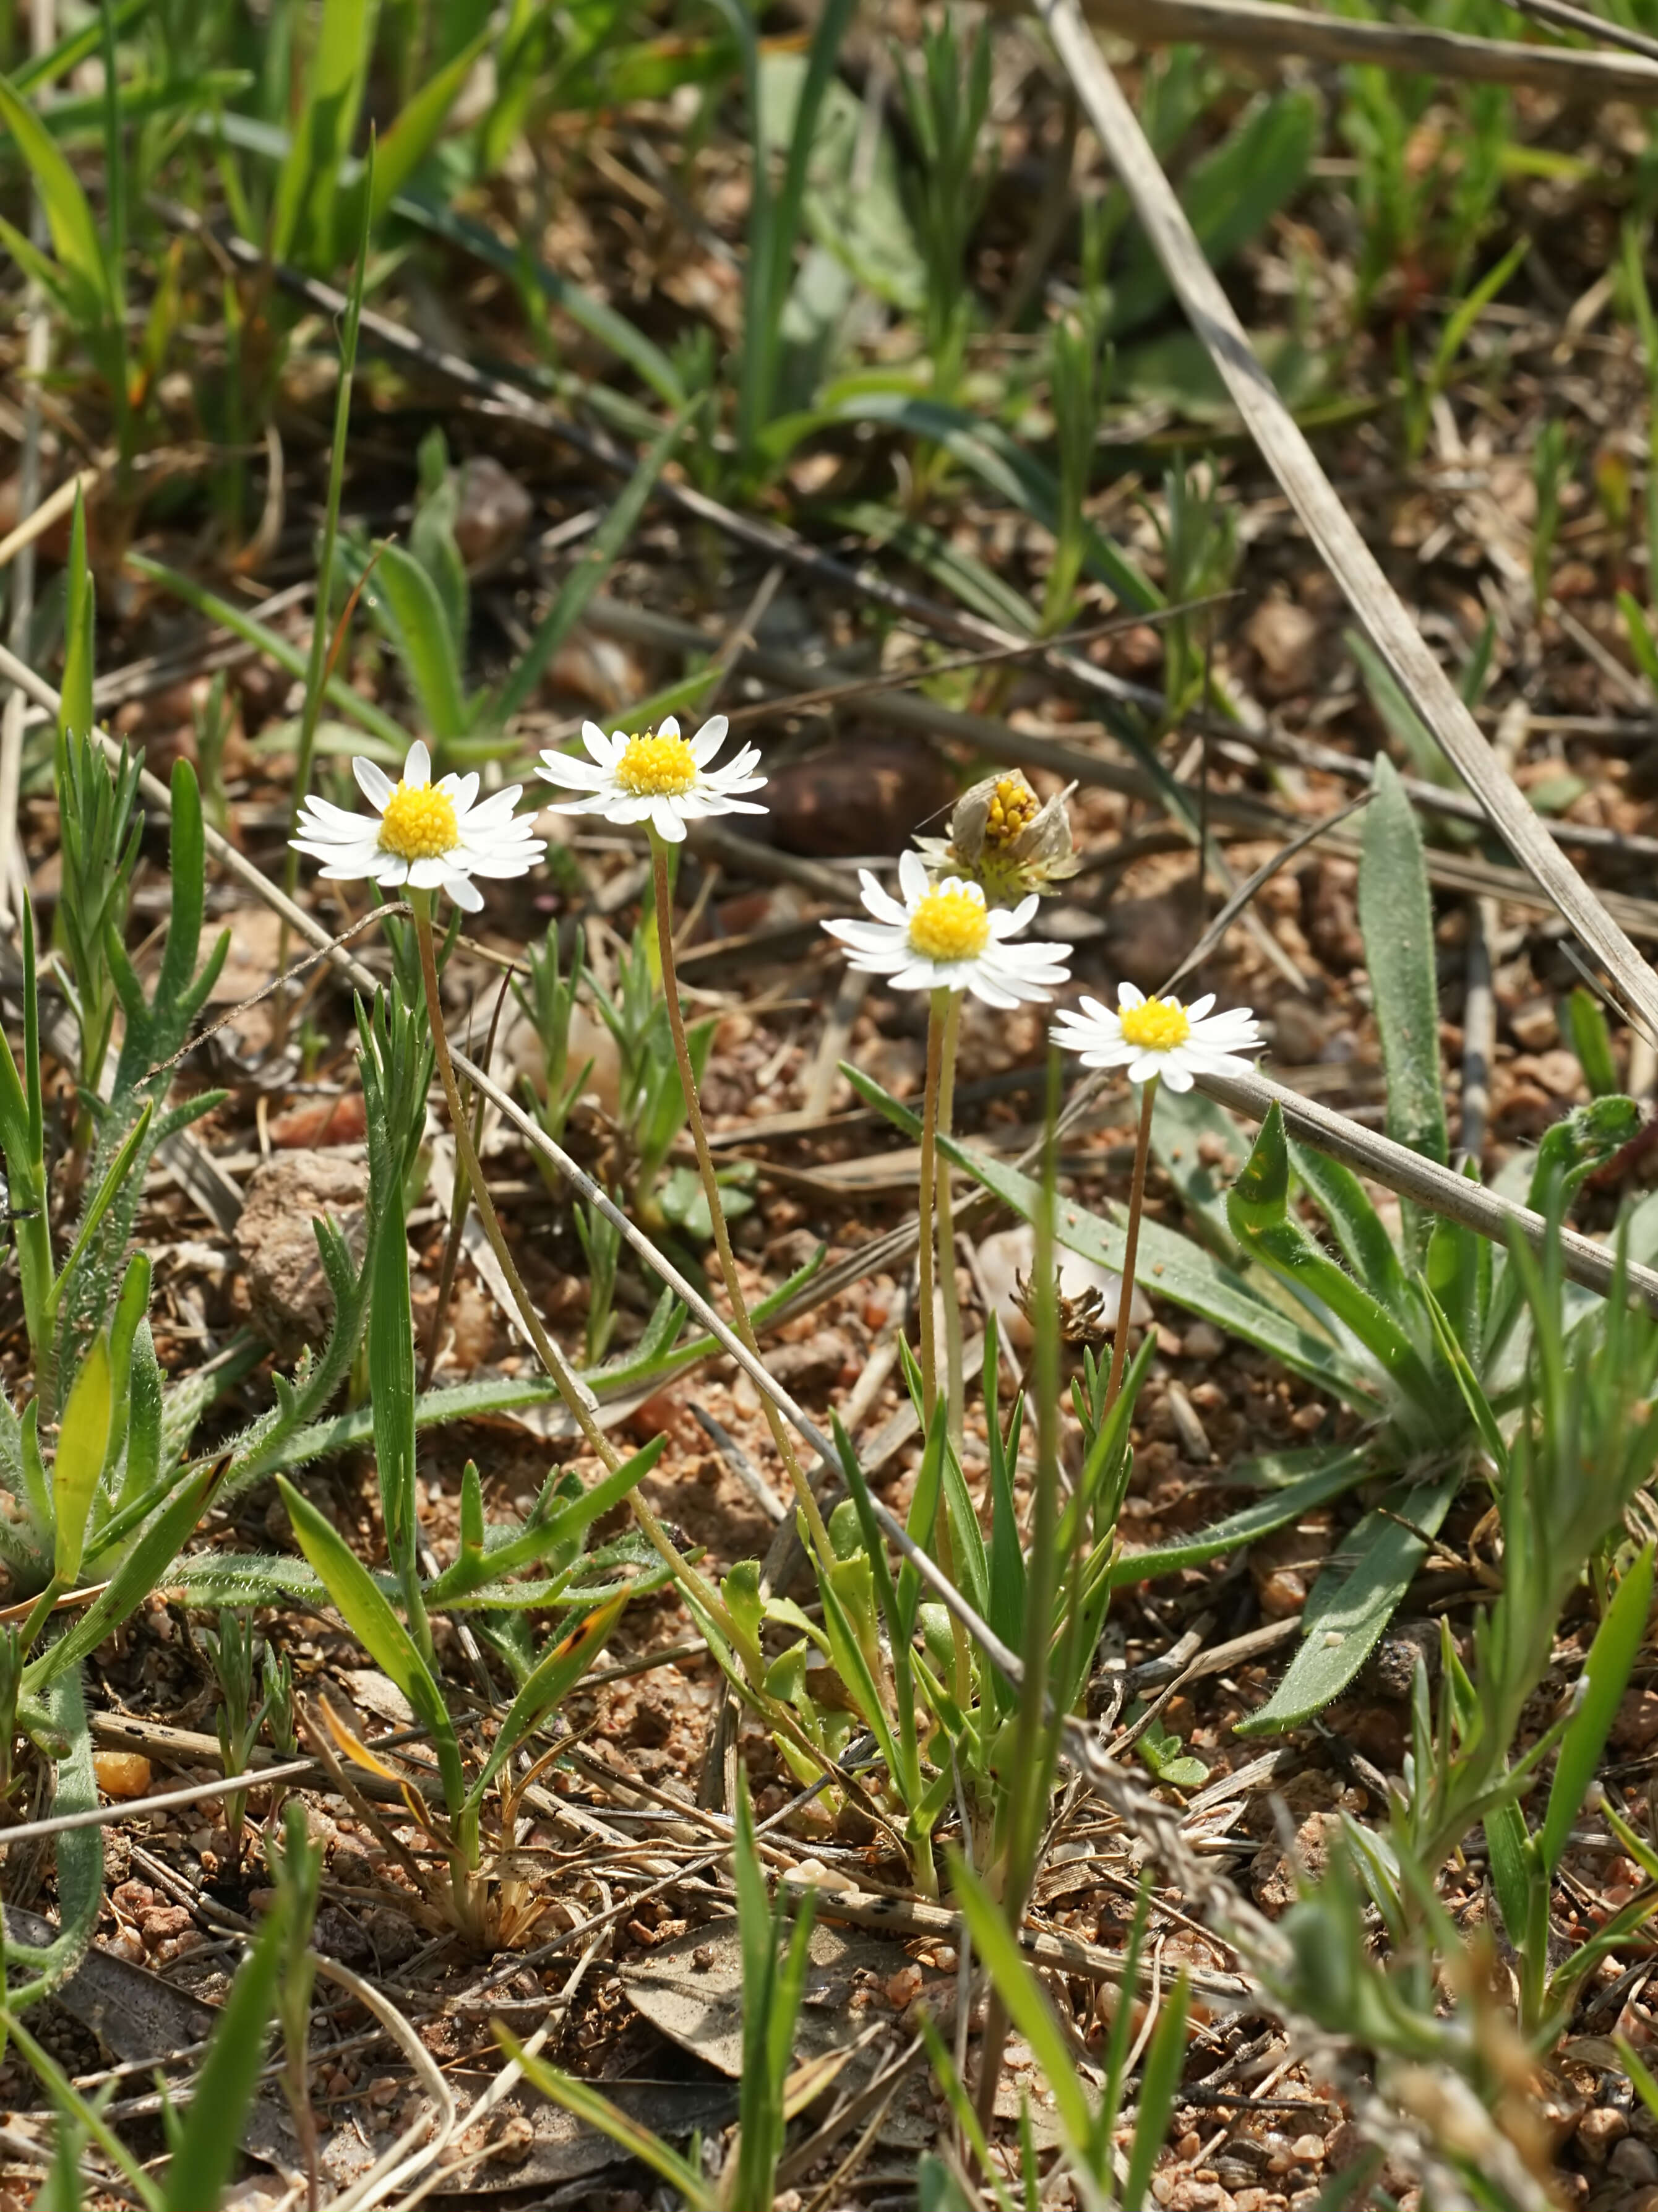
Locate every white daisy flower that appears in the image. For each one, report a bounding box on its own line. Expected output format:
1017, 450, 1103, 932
822, 848, 1072, 1009
535, 713, 766, 844
1051, 983, 1266, 1091
291, 739, 546, 914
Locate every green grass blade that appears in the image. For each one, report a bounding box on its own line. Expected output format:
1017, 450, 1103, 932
270, 0, 374, 267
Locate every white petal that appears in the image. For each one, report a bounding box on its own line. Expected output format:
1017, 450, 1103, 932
582, 721, 615, 765
1127, 1053, 1166, 1084
658, 715, 680, 741
825, 919, 907, 952
898, 849, 929, 906
445, 771, 481, 814
856, 873, 909, 927
299, 792, 374, 835
538, 755, 611, 792
1117, 980, 1145, 1010
464, 791, 529, 830
840, 945, 909, 975
408, 855, 453, 888
374, 856, 410, 884
541, 793, 611, 817
403, 739, 432, 787
1186, 992, 1216, 1022
354, 758, 395, 809
651, 798, 689, 841
1160, 1064, 1195, 1091
690, 714, 729, 766
966, 973, 1022, 1010
444, 869, 485, 912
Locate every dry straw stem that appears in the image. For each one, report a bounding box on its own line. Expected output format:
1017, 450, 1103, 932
1022, 0, 1658, 103
1193, 1064, 1658, 1311
1038, 0, 1658, 1051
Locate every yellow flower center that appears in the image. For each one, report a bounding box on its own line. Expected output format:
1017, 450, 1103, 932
614, 732, 698, 798
908, 884, 991, 963
378, 781, 459, 861
984, 777, 1038, 847
1119, 996, 1193, 1052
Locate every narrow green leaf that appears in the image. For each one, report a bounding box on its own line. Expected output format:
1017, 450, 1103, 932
363, 541, 468, 742
1120, 1971, 1192, 2198
275, 1476, 460, 1796
1565, 986, 1620, 1098
1236, 1470, 1459, 1734
0, 71, 113, 314
468, 1593, 627, 1804
1358, 756, 1448, 1191
1540, 1543, 1654, 1877
1484, 1798, 1536, 1955
1107, 89, 1317, 335
1287, 1141, 1409, 1313
948, 1854, 1096, 2152
1108, 1447, 1370, 1586
366, 32, 488, 228
59, 491, 95, 746
494, 2034, 717, 2210
1227, 1106, 1441, 1412
161, 1922, 281, 2211
25, 1462, 217, 1689
123, 553, 410, 752
368, 1151, 416, 1565
53, 1334, 111, 1583
271, 0, 374, 267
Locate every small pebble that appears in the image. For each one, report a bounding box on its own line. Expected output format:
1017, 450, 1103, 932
93, 1751, 152, 1800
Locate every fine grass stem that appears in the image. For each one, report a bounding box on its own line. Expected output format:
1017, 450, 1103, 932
407, 890, 722, 1616
278, 147, 371, 993
1104, 1075, 1158, 1418
648, 829, 833, 1564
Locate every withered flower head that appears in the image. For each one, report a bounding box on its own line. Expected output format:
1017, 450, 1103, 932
916, 770, 1080, 903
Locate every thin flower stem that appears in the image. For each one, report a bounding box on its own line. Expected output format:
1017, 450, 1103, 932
934, 991, 966, 1454
1103, 1075, 1158, 1419
918, 986, 973, 1707
917, 991, 948, 1427
410, 892, 700, 1603
649, 833, 835, 1564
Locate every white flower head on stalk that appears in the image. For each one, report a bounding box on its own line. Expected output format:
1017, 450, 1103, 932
822, 848, 1072, 1008
291, 739, 546, 913
535, 713, 765, 843
1051, 982, 1266, 1091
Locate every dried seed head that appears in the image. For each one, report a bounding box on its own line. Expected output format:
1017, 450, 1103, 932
916, 770, 1080, 902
